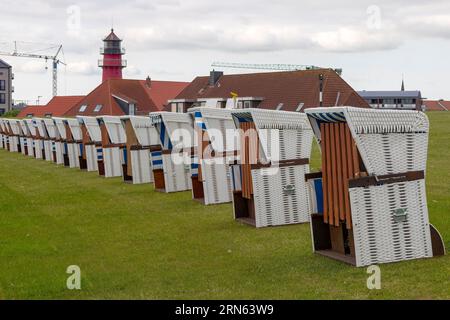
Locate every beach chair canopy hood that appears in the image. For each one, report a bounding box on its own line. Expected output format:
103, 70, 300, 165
126, 116, 159, 146
98, 116, 127, 145
53, 117, 68, 140
150, 112, 194, 150
24, 119, 38, 137
67, 118, 83, 141
306, 107, 429, 176
232, 108, 312, 163
190, 107, 238, 153
77, 116, 101, 142
43, 118, 59, 139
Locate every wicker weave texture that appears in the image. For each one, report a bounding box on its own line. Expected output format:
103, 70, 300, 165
55, 142, 64, 165
252, 164, 311, 228
84, 145, 96, 171
9, 136, 19, 152
162, 153, 192, 193
26, 138, 34, 157
129, 116, 159, 146
201, 158, 233, 205
130, 150, 153, 184
350, 180, 432, 267
43, 140, 53, 162
103, 147, 123, 178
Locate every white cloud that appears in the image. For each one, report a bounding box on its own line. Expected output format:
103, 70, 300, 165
311, 26, 400, 52
65, 61, 97, 75
14, 60, 48, 74
402, 14, 450, 38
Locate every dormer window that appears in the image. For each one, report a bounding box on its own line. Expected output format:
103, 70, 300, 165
93, 104, 103, 112
79, 105, 87, 112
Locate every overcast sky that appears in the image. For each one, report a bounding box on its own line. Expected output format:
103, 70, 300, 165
1, 0, 450, 104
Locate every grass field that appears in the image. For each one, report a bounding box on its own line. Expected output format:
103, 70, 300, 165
0, 113, 449, 300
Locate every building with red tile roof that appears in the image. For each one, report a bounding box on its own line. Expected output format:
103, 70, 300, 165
64, 78, 189, 116
167, 69, 369, 112
423, 100, 450, 111
18, 96, 85, 118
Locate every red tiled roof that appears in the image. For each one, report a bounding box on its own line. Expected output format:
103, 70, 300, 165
173, 69, 369, 111
65, 79, 188, 116
18, 96, 84, 118
423, 100, 450, 111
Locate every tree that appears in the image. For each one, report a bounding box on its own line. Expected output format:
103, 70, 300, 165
2, 109, 20, 118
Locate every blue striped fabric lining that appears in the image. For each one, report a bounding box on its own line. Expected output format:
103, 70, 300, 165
123, 147, 127, 165
194, 111, 207, 130
191, 156, 199, 177
233, 112, 253, 123
308, 112, 346, 123
64, 143, 68, 155
158, 122, 173, 150
313, 179, 324, 215
79, 143, 84, 157
151, 151, 163, 170
97, 147, 103, 161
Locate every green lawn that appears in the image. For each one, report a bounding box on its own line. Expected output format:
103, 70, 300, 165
0, 113, 449, 300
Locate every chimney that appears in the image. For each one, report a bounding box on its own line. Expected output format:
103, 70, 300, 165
146, 76, 152, 88
209, 70, 223, 86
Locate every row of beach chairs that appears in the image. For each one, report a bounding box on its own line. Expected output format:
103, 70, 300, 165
0, 107, 445, 267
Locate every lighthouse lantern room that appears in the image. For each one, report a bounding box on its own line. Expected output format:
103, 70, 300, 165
99, 29, 127, 82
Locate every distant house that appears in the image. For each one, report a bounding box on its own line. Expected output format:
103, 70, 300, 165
423, 100, 450, 111
357, 90, 423, 110
167, 69, 369, 113
0, 59, 13, 114
17, 96, 85, 118
64, 78, 189, 117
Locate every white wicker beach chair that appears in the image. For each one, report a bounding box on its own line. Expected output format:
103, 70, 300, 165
33, 118, 54, 162
305, 106, 446, 267
53, 117, 74, 167
230, 108, 314, 228
188, 107, 239, 205
6, 119, 22, 153
120, 116, 159, 184
0, 118, 5, 150
149, 112, 194, 193
42, 118, 64, 165
77, 116, 104, 173
97, 116, 126, 178
10, 119, 27, 155
19, 120, 33, 157
24, 119, 43, 159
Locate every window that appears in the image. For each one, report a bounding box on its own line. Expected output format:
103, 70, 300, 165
176, 103, 184, 113
0, 93, 5, 104
79, 104, 87, 112
244, 101, 251, 109
0, 80, 5, 91
237, 101, 243, 109
93, 104, 103, 112
129, 104, 135, 116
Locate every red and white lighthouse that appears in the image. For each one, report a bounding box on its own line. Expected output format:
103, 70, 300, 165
98, 29, 127, 82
